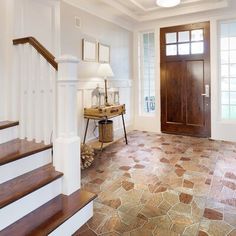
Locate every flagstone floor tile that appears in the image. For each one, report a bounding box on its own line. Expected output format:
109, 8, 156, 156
76, 131, 236, 236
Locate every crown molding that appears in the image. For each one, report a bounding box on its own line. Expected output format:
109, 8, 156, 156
62, 0, 136, 30
63, 0, 229, 27
140, 0, 229, 21
100, 0, 229, 22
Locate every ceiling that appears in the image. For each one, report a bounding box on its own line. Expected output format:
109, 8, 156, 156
64, 0, 231, 29
100, 0, 229, 21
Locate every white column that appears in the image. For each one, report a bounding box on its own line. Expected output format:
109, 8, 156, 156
53, 55, 80, 195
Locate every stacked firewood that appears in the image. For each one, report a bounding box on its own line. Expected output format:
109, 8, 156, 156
81, 144, 95, 169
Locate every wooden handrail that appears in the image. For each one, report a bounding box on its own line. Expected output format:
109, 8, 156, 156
13, 37, 58, 70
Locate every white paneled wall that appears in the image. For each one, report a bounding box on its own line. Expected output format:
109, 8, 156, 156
77, 79, 133, 142
11, 44, 56, 144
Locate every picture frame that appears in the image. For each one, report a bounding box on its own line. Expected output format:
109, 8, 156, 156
98, 43, 110, 63
82, 39, 97, 62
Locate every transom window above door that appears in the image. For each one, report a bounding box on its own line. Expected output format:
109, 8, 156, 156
165, 29, 204, 56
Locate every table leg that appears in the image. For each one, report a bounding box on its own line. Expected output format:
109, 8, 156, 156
121, 113, 128, 145
100, 117, 108, 151
83, 118, 90, 144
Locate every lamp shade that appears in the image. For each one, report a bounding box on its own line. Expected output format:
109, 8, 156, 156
156, 0, 180, 7
97, 63, 114, 78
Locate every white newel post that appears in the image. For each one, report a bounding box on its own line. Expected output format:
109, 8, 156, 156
54, 55, 80, 195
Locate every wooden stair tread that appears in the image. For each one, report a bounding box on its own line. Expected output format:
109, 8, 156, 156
1, 190, 97, 236
0, 164, 63, 208
0, 121, 19, 130
0, 139, 52, 166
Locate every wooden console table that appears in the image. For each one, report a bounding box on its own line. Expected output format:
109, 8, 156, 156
83, 104, 128, 150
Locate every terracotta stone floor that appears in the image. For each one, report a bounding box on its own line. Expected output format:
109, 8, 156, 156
75, 131, 236, 236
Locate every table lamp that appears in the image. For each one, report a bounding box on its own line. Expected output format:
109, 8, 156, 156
97, 63, 114, 106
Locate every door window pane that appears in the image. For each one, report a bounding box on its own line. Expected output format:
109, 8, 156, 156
191, 29, 203, 41
230, 106, 236, 119
230, 92, 236, 104
230, 51, 236, 63
221, 38, 229, 51
221, 51, 229, 64
221, 65, 229, 77
229, 22, 236, 37
178, 31, 189, 42
230, 78, 236, 91
230, 64, 236, 77
222, 92, 230, 104
221, 23, 229, 37
166, 44, 177, 56
221, 78, 229, 90
166, 32, 177, 44
191, 42, 204, 54
230, 37, 236, 50
222, 105, 230, 119
178, 43, 190, 55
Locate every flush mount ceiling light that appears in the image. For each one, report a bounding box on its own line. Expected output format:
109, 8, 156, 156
156, 0, 181, 7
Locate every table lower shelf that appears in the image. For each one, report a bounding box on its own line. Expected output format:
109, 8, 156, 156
87, 139, 116, 151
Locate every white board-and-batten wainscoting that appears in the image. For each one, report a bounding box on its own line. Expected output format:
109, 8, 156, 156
77, 78, 133, 143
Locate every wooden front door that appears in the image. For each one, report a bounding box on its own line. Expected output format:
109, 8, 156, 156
160, 22, 211, 137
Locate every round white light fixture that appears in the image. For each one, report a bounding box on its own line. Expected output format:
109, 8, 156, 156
156, 0, 181, 7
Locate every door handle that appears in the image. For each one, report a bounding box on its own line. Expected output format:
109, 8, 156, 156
201, 84, 210, 98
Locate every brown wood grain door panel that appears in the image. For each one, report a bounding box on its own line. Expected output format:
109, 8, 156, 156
165, 61, 184, 124
160, 22, 211, 137
186, 60, 205, 127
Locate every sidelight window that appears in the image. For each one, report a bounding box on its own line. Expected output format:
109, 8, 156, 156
219, 20, 236, 120
139, 32, 156, 114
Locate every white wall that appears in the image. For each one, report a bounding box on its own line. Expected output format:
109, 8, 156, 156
60, 2, 134, 141
0, 0, 7, 120
133, 2, 236, 142
0, 0, 15, 121
13, 0, 60, 56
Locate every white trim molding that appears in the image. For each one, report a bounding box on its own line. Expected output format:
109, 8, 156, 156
62, 0, 136, 31
77, 78, 133, 90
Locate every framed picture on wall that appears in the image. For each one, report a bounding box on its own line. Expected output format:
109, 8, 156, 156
82, 39, 97, 62
98, 43, 110, 63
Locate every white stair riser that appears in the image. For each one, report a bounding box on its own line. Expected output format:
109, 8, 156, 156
0, 149, 52, 184
0, 126, 18, 144
0, 178, 62, 231
49, 201, 94, 236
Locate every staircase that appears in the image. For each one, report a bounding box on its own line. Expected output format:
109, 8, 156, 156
0, 121, 96, 235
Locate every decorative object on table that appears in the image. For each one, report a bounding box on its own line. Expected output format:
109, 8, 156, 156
98, 43, 110, 63
91, 86, 100, 108
108, 89, 119, 105
97, 63, 114, 106
91, 86, 105, 108
114, 91, 120, 105
98, 120, 114, 143
81, 143, 95, 169
82, 39, 97, 62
